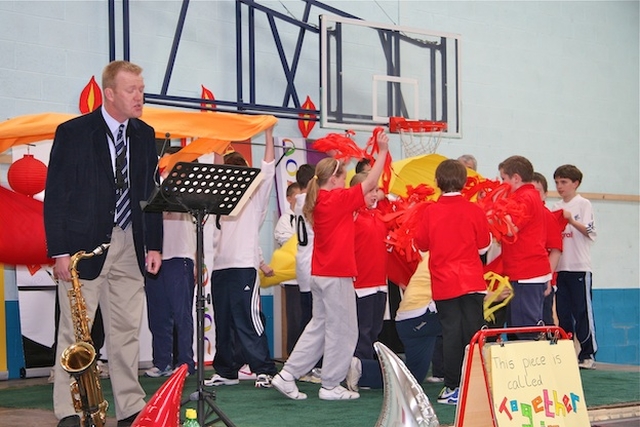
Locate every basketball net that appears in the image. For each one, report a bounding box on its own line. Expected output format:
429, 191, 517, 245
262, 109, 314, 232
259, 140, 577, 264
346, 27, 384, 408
389, 117, 447, 157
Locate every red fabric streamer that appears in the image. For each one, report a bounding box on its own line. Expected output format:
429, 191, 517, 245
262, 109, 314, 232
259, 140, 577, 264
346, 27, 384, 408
311, 130, 371, 163
471, 180, 530, 243
461, 175, 499, 200
311, 128, 392, 189
379, 184, 436, 288
364, 127, 393, 194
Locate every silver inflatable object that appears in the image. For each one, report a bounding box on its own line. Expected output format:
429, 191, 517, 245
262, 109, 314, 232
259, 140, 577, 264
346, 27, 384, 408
374, 341, 440, 427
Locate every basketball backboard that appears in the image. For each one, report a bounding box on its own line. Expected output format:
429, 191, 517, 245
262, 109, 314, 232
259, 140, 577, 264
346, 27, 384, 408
320, 15, 461, 137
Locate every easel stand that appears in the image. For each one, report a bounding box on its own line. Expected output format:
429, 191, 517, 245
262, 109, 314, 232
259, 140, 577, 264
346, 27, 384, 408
143, 162, 263, 427
455, 326, 590, 427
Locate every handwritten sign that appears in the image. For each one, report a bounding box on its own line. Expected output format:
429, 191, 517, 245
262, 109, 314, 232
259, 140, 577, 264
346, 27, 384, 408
487, 340, 590, 427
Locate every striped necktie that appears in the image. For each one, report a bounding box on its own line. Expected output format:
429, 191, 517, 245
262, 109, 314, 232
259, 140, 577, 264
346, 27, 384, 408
115, 124, 131, 229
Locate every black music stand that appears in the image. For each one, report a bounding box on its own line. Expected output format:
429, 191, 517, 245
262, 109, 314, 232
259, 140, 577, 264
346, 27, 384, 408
142, 162, 263, 427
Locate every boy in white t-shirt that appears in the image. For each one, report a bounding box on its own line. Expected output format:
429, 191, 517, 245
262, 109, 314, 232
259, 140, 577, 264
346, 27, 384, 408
553, 164, 597, 369
274, 182, 302, 354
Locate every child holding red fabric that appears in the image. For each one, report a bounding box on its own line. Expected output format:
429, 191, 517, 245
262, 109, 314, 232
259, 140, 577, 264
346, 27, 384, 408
498, 156, 552, 332
272, 131, 389, 401
414, 159, 491, 405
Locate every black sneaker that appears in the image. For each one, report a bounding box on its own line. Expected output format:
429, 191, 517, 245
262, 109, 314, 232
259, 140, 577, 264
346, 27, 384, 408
57, 415, 80, 427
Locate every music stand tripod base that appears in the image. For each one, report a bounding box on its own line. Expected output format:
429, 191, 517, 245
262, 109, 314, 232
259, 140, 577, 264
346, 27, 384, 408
143, 162, 263, 427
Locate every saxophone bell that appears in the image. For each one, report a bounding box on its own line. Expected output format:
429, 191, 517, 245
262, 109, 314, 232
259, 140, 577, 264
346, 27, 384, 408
61, 341, 96, 375
61, 342, 108, 426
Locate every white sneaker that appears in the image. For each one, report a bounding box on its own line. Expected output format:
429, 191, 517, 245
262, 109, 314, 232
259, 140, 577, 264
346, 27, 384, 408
319, 385, 359, 400
272, 373, 307, 400
254, 373, 273, 388
437, 386, 459, 405
578, 358, 596, 370
345, 357, 362, 392
299, 367, 322, 383
145, 365, 173, 378
204, 374, 240, 386
425, 376, 444, 383
238, 364, 256, 380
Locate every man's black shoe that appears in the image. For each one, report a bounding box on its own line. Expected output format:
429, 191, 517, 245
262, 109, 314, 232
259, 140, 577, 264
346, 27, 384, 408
117, 411, 140, 427
57, 415, 81, 427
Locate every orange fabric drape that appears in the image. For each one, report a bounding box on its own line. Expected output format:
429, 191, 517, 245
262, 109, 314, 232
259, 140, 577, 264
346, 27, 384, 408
0, 107, 278, 155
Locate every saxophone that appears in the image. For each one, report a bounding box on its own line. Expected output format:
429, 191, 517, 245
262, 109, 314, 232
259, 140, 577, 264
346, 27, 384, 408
60, 244, 110, 427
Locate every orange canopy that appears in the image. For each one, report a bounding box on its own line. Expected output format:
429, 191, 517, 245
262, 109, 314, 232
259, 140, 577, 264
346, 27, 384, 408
0, 107, 278, 165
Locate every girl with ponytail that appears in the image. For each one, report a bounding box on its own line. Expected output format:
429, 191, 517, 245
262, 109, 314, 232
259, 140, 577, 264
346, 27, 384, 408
272, 131, 390, 401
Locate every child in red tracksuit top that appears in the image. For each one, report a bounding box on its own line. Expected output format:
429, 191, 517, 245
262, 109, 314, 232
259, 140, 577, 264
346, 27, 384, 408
498, 156, 552, 333
272, 132, 390, 402
351, 172, 388, 361
343, 172, 389, 392
414, 159, 491, 406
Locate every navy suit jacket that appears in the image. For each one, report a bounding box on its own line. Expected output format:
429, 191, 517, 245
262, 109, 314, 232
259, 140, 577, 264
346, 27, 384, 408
44, 109, 163, 279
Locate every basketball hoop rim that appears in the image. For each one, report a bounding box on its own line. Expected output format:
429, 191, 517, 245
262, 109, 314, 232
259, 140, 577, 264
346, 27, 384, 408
388, 116, 447, 134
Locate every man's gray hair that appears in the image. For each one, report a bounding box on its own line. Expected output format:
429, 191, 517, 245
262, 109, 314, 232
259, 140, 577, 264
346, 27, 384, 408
457, 154, 477, 171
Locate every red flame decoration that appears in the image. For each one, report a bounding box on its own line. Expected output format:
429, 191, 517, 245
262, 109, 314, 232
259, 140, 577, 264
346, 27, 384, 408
297, 95, 316, 138
79, 76, 102, 114
200, 85, 216, 111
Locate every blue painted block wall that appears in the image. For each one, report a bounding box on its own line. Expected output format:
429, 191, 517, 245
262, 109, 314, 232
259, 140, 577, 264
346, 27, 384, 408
262, 290, 639, 365
5, 300, 26, 379
592, 289, 639, 365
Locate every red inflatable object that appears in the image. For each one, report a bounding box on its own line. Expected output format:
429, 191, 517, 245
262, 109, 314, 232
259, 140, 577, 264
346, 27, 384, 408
132, 364, 188, 427
0, 185, 51, 265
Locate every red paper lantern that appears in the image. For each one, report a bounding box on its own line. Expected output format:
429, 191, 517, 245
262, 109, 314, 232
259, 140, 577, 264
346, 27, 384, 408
7, 154, 47, 197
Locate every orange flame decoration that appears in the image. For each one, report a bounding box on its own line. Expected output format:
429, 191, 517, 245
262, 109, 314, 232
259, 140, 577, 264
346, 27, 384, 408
297, 95, 316, 138
200, 85, 216, 111
79, 76, 102, 114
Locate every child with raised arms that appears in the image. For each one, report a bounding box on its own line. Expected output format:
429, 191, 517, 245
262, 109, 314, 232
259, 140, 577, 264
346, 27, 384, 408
272, 131, 389, 401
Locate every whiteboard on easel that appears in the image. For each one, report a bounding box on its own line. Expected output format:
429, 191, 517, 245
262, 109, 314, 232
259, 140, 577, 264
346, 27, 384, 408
487, 340, 590, 427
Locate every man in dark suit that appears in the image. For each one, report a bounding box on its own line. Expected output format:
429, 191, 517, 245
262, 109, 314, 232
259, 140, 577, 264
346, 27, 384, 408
44, 60, 163, 427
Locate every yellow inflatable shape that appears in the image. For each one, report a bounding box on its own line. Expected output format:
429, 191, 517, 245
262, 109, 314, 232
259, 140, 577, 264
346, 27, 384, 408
259, 234, 298, 287
347, 153, 481, 196
483, 271, 513, 322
